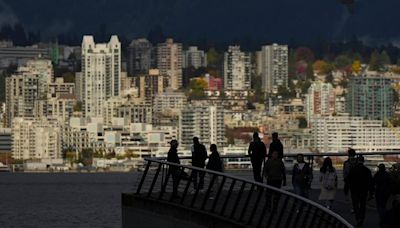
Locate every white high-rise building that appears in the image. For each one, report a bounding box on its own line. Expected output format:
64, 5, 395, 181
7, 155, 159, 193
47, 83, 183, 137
223, 46, 251, 90
81, 35, 121, 118
183, 46, 207, 69
313, 116, 400, 152
305, 82, 336, 127
261, 44, 288, 93
5, 59, 53, 127
157, 39, 183, 90
12, 117, 61, 160
179, 104, 225, 148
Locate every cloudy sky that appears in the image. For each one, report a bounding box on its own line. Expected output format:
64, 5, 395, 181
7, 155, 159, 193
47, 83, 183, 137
0, 0, 399, 45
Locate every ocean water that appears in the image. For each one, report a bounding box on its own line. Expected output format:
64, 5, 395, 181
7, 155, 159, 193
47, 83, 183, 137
0, 173, 139, 228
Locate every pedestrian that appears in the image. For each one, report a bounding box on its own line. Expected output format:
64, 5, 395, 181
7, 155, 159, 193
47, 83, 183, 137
167, 139, 181, 198
191, 137, 207, 190
292, 154, 313, 198
206, 144, 223, 199
343, 148, 358, 198
347, 156, 374, 227
318, 157, 337, 209
264, 150, 286, 188
268, 132, 284, 159
373, 164, 392, 228
248, 132, 267, 183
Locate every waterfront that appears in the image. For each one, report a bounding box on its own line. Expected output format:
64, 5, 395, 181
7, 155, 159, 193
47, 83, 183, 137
0, 173, 138, 228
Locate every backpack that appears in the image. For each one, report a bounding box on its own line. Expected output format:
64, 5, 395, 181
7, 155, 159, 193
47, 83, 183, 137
323, 171, 337, 190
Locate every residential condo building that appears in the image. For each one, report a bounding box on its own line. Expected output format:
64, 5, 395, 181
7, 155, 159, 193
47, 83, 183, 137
260, 44, 288, 93
223, 46, 251, 90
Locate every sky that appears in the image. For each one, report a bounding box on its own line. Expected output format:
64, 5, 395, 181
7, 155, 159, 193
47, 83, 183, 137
0, 0, 399, 45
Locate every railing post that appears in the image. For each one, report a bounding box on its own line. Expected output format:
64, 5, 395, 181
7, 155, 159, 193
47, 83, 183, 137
220, 179, 236, 216
247, 186, 264, 225
201, 173, 217, 210
146, 162, 162, 198
211, 176, 226, 212
239, 184, 255, 222
230, 182, 246, 219
135, 160, 151, 194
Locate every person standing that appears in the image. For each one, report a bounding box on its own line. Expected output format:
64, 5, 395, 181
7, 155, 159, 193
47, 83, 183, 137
373, 164, 392, 228
206, 144, 223, 199
167, 140, 181, 198
268, 132, 284, 159
292, 154, 313, 198
248, 132, 267, 183
264, 150, 286, 188
191, 137, 207, 190
318, 157, 338, 209
343, 148, 357, 196
347, 156, 374, 227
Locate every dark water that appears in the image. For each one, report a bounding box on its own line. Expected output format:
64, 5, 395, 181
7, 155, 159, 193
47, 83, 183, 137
0, 173, 139, 228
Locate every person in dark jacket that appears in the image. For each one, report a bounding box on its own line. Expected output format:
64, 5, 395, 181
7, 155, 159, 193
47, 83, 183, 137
206, 144, 222, 172
373, 164, 392, 228
264, 150, 286, 188
292, 154, 313, 198
191, 137, 207, 190
268, 132, 284, 159
343, 148, 357, 197
248, 132, 267, 183
206, 144, 222, 199
167, 139, 180, 198
347, 156, 374, 227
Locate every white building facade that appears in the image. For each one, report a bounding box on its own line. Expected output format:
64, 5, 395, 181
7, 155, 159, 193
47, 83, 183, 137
223, 46, 251, 90
81, 35, 121, 118
261, 44, 288, 93
306, 82, 336, 127
313, 116, 400, 152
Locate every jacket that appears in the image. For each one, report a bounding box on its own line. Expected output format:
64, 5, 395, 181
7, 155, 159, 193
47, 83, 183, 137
206, 151, 222, 172
264, 158, 286, 181
268, 140, 284, 159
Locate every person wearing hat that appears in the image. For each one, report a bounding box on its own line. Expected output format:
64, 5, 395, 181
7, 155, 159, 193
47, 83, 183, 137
167, 140, 181, 198
373, 164, 392, 228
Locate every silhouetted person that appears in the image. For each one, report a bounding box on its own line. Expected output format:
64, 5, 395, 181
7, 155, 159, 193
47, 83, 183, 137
373, 164, 392, 228
264, 150, 286, 188
167, 140, 180, 198
319, 157, 337, 209
292, 154, 313, 198
206, 144, 223, 199
191, 137, 207, 190
264, 150, 286, 211
268, 132, 283, 159
347, 156, 374, 227
248, 132, 267, 183
206, 144, 222, 172
343, 148, 357, 197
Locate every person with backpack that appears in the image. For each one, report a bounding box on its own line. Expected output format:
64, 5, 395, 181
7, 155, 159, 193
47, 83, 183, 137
292, 154, 313, 198
191, 137, 208, 190
318, 157, 337, 209
248, 132, 267, 183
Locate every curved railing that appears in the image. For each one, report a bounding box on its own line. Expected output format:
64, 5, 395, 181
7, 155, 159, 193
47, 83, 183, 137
135, 157, 354, 228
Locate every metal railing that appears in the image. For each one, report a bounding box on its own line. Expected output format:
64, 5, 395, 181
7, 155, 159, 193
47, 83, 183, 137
135, 157, 354, 228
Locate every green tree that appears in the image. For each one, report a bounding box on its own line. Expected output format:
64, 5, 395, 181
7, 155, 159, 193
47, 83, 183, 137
74, 101, 82, 112
380, 51, 391, 65
189, 78, 208, 99
334, 55, 352, 70
369, 50, 381, 71
306, 63, 315, 80
297, 116, 308, 128
207, 48, 220, 67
